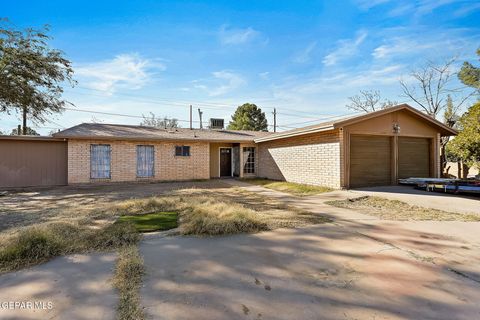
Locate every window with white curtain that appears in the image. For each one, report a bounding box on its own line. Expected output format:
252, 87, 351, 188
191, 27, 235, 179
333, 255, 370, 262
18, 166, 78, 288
243, 147, 255, 174
90, 144, 111, 179
137, 145, 155, 177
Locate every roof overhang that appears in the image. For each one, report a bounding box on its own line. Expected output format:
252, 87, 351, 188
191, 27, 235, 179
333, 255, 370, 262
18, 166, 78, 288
54, 135, 257, 143
255, 104, 457, 143
0, 135, 66, 142
254, 124, 335, 143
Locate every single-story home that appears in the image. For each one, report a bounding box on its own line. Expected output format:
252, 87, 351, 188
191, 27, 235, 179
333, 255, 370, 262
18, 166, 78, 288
0, 104, 456, 189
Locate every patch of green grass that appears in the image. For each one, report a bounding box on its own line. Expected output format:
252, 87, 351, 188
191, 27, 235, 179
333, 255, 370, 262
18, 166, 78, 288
326, 196, 480, 221
113, 245, 145, 320
0, 222, 141, 274
241, 178, 333, 196
118, 212, 178, 233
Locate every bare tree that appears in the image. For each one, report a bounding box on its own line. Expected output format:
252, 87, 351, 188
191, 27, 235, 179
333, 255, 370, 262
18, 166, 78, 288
140, 112, 179, 129
400, 58, 476, 176
399, 58, 473, 118
346, 90, 398, 113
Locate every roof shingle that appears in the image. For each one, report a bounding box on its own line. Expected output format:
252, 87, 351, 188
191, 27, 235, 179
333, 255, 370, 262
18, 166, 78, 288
53, 123, 272, 142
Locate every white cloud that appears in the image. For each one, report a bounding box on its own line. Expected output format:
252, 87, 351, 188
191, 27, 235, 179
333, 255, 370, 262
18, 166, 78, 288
193, 71, 246, 96
259, 72, 270, 80
209, 71, 246, 96
354, 0, 391, 10
293, 42, 317, 63
76, 53, 165, 94
372, 37, 437, 59
219, 25, 260, 45
322, 30, 367, 66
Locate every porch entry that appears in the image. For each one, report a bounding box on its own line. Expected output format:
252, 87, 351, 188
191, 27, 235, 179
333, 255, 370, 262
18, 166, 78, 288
220, 148, 232, 177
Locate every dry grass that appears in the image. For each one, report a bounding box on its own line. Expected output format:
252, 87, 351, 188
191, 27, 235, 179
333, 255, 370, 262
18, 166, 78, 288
326, 196, 480, 221
113, 245, 145, 320
241, 178, 333, 196
0, 222, 140, 274
114, 188, 331, 235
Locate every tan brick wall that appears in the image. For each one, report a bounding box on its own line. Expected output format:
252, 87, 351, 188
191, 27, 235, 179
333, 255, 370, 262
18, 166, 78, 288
68, 139, 210, 184
257, 130, 342, 189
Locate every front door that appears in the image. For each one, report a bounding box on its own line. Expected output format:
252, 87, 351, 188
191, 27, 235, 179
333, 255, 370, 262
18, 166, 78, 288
220, 148, 232, 177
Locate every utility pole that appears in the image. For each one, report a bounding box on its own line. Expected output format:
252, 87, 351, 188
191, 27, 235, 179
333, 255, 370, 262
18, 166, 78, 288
189, 105, 193, 130
198, 108, 203, 129
272, 108, 277, 133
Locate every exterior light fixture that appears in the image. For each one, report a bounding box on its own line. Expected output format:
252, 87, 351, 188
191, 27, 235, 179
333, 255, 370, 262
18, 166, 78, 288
393, 123, 400, 134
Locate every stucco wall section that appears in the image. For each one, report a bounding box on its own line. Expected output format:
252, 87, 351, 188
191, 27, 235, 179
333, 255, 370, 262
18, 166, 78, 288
68, 139, 210, 184
257, 130, 341, 189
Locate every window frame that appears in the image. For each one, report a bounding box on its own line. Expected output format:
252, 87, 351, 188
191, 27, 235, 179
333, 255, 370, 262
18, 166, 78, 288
90, 144, 111, 179
175, 145, 191, 157
136, 145, 155, 178
243, 147, 256, 174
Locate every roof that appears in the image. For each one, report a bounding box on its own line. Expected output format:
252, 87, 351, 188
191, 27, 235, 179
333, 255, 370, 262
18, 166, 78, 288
53, 123, 272, 142
254, 104, 458, 143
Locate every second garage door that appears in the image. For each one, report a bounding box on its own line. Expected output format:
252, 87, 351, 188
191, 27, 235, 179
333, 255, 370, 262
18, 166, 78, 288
398, 137, 431, 179
350, 135, 392, 188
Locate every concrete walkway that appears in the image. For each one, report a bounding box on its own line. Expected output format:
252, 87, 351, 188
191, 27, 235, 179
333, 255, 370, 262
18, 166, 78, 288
140, 181, 480, 319
350, 185, 480, 215
0, 253, 117, 320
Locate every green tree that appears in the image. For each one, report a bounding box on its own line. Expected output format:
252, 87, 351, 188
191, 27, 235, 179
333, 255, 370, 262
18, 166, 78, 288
10, 126, 39, 136
227, 103, 268, 131
0, 19, 75, 135
447, 102, 480, 173
458, 48, 480, 92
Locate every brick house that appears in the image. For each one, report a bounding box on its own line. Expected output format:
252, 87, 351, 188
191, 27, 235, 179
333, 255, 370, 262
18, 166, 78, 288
49, 104, 456, 189
0, 104, 456, 189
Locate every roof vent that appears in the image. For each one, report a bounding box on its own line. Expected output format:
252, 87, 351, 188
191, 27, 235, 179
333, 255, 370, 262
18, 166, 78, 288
209, 118, 224, 130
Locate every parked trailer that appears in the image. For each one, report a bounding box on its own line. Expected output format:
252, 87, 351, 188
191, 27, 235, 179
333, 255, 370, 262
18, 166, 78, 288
399, 177, 480, 195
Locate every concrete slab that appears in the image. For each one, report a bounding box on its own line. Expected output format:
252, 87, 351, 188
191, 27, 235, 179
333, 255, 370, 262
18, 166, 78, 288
350, 185, 480, 215
140, 225, 480, 320
0, 253, 117, 320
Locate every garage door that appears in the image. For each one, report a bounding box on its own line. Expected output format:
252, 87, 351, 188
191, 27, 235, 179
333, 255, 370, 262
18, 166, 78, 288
0, 139, 67, 188
398, 137, 430, 179
350, 135, 392, 188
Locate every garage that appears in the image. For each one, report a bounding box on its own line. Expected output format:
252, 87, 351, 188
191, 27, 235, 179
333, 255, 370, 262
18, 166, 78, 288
0, 136, 67, 189
398, 137, 431, 179
350, 135, 392, 188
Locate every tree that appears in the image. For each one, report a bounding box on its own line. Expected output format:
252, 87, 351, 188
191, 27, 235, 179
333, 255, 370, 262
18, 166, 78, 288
346, 90, 398, 113
0, 19, 75, 135
447, 102, 480, 177
227, 103, 268, 131
458, 48, 480, 92
399, 58, 473, 118
140, 112, 179, 129
10, 126, 39, 136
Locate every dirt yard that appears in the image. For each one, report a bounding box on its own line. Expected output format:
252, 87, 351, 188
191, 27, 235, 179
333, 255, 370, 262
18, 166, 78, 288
0, 180, 328, 237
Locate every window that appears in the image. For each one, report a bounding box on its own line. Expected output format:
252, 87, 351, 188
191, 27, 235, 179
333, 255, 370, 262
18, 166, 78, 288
137, 145, 154, 177
175, 145, 190, 156
91, 144, 111, 179
243, 147, 255, 174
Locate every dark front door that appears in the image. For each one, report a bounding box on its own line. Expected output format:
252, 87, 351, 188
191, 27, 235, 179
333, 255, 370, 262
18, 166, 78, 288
220, 148, 232, 177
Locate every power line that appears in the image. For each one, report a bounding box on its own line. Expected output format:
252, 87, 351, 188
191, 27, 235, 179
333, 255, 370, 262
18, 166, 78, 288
66, 86, 346, 119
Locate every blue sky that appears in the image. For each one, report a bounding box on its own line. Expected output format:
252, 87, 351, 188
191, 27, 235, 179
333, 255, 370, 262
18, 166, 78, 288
2, 0, 480, 134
